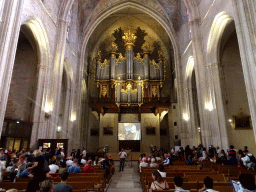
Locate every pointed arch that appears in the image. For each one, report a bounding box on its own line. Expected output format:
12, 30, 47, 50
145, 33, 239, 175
20, 18, 51, 148
207, 12, 234, 65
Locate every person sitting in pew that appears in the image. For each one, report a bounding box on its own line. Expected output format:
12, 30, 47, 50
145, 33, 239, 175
53, 172, 73, 192
67, 159, 81, 173
185, 155, 194, 165
58, 162, 68, 175
157, 164, 166, 178
199, 176, 219, 192
49, 160, 59, 174
173, 176, 189, 192
6, 189, 18, 192
163, 153, 172, 165
80, 155, 87, 165
40, 179, 54, 192
66, 156, 73, 167
150, 170, 169, 191
18, 162, 33, 178
150, 158, 158, 168
139, 158, 148, 172
82, 160, 95, 173
238, 173, 256, 192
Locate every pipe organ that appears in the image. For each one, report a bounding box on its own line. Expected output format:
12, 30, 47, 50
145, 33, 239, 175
95, 31, 166, 105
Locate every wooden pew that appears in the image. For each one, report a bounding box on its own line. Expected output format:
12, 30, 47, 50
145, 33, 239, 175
186, 174, 224, 182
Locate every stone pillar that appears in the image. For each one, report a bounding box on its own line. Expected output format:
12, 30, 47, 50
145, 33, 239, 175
0, 0, 24, 137
231, 0, 256, 144
189, 18, 210, 148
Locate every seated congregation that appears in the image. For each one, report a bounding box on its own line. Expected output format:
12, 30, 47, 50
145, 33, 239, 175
0, 147, 114, 192
139, 144, 256, 192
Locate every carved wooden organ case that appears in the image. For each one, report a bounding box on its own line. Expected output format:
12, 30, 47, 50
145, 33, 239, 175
92, 31, 170, 118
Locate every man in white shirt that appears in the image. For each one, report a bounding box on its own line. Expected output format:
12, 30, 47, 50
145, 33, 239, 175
82, 148, 86, 158
241, 150, 255, 169
81, 155, 87, 165
66, 156, 73, 167
119, 148, 127, 172
49, 160, 59, 174
140, 158, 148, 172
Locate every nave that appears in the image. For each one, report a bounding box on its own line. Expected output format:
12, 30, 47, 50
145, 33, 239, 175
107, 161, 141, 192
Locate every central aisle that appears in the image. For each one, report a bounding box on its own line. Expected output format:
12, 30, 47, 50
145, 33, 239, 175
107, 161, 142, 192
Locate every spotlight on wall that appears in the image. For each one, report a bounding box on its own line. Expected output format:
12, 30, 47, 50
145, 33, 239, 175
70, 113, 76, 122
183, 114, 189, 121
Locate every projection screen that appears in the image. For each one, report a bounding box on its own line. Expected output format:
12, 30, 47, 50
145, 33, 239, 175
118, 123, 141, 140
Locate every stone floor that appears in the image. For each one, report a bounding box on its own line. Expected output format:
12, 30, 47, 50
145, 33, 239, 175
106, 161, 142, 192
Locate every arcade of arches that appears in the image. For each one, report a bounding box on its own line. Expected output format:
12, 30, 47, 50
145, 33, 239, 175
0, 0, 256, 155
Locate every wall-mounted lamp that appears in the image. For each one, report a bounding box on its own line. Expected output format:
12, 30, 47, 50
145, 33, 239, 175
183, 114, 189, 121
229, 119, 232, 122
57, 126, 61, 132
70, 113, 76, 122
16, 121, 19, 124
44, 102, 53, 118
198, 127, 201, 132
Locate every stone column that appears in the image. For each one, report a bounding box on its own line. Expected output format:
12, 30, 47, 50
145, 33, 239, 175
189, 18, 211, 148
0, 0, 24, 137
231, 0, 256, 144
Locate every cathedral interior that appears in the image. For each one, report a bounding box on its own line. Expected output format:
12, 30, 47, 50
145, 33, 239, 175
0, 0, 256, 155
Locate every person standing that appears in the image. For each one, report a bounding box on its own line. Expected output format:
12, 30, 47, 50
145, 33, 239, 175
119, 148, 127, 172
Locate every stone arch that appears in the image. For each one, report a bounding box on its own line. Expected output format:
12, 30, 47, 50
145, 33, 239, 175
207, 12, 234, 64
205, 12, 241, 150
80, 1, 179, 73
20, 18, 51, 149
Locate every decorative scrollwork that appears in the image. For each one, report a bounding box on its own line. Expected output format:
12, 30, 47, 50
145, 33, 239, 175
122, 30, 137, 44
142, 42, 151, 52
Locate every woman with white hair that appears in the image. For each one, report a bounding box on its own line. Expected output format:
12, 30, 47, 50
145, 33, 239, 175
150, 158, 158, 167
